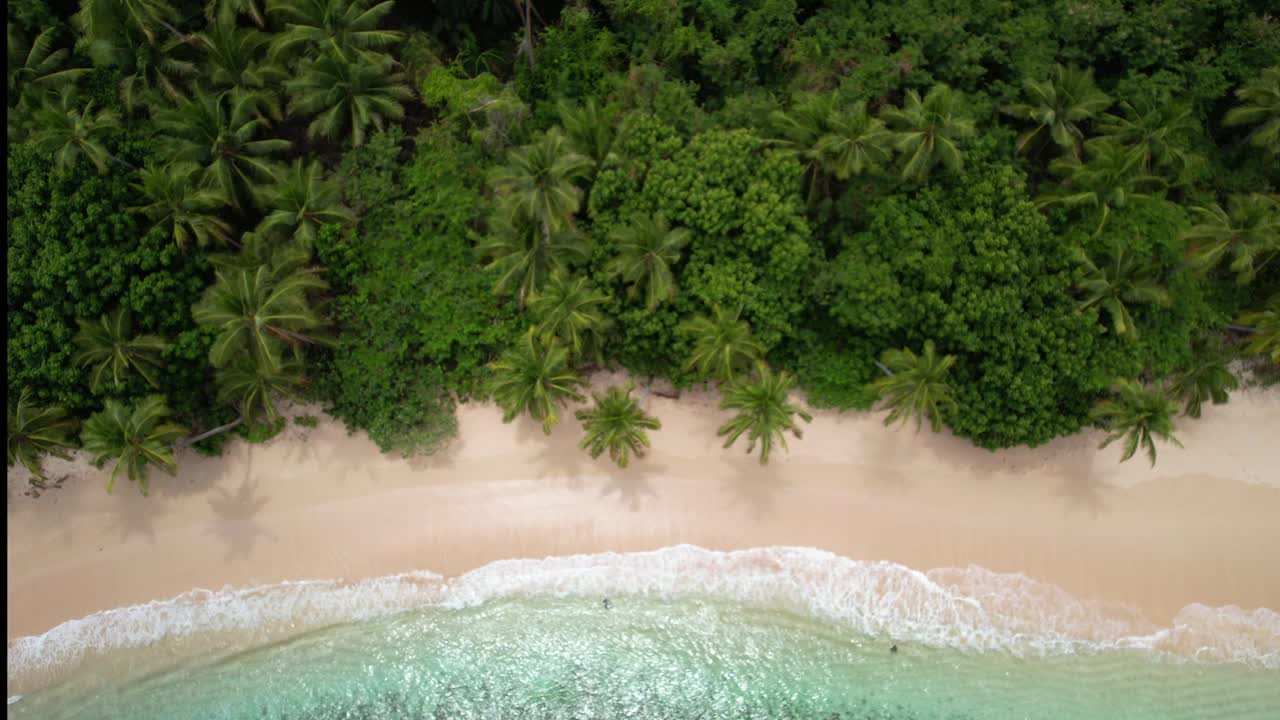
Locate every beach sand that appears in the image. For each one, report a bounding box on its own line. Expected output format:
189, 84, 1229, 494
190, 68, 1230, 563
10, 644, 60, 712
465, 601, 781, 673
8, 376, 1280, 642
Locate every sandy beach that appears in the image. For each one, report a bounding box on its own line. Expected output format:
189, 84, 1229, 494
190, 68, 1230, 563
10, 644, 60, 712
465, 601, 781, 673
8, 375, 1280, 643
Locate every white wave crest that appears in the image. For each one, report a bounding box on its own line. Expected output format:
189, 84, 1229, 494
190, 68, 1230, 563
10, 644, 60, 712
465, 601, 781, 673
8, 545, 1280, 684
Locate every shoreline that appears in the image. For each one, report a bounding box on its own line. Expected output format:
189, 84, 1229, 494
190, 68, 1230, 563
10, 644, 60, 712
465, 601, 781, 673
8, 376, 1280, 646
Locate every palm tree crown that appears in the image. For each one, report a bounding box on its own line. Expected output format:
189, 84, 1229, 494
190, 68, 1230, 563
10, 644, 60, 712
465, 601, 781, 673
529, 274, 612, 364
284, 50, 412, 147
1090, 379, 1182, 466
268, 0, 402, 63
28, 87, 121, 174
257, 158, 357, 245
867, 339, 957, 433
134, 161, 234, 248
1074, 242, 1170, 341
1182, 193, 1280, 284
81, 395, 187, 495
477, 208, 590, 308
487, 330, 586, 434
1237, 293, 1280, 363
1002, 64, 1111, 158
215, 355, 304, 423
1095, 93, 1203, 182
606, 212, 691, 310
7, 388, 78, 486
1223, 65, 1280, 157
487, 129, 593, 232
881, 83, 976, 181
680, 305, 766, 385
73, 307, 170, 393
1168, 343, 1238, 419
1037, 140, 1164, 234
575, 383, 661, 468
717, 363, 812, 465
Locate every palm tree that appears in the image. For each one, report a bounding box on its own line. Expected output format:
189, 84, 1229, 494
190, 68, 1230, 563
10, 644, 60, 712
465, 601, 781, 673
679, 305, 766, 385
192, 259, 329, 370
1182, 193, 1280, 284
199, 15, 284, 116
208, 0, 266, 28
881, 83, 976, 181
476, 209, 590, 308
81, 395, 187, 496
866, 339, 957, 433
1074, 242, 1170, 341
73, 307, 170, 393
529, 274, 612, 364
134, 162, 234, 248
7, 388, 78, 487
717, 363, 812, 465
215, 355, 304, 423
1095, 93, 1203, 182
575, 383, 661, 468
1090, 379, 1182, 466
1236, 293, 1280, 363
769, 92, 839, 201
28, 88, 122, 175
557, 97, 623, 178
487, 129, 593, 233
1223, 65, 1280, 158
116, 35, 199, 113
815, 101, 896, 181
72, 0, 181, 49
1168, 343, 1238, 418
1001, 64, 1111, 158
284, 50, 412, 147
267, 0, 402, 63
7, 25, 90, 107
1036, 140, 1164, 234
487, 330, 586, 434
153, 88, 291, 210
257, 158, 356, 245
606, 213, 691, 310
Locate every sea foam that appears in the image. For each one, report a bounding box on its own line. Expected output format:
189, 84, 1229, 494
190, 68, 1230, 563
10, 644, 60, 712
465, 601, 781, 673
8, 545, 1280, 684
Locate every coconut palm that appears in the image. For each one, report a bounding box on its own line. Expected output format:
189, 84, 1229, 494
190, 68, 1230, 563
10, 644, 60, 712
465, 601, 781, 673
72, 0, 181, 49
769, 92, 838, 201
717, 363, 812, 465
1075, 243, 1170, 341
1089, 379, 1182, 466
1223, 65, 1280, 157
215, 355, 304, 423
487, 129, 593, 233
208, 0, 266, 27
866, 339, 957, 433
1236, 293, 1280, 363
134, 162, 234, 248
1001, 64, 1111, 158
1095, 93, 1203, 182
680, 305, 766, 385
7, 388, 78, 487
575, 383, 661, 468
770, 95, 893, 202
1168, 343, 1239, 419
1036, 140, 1164, 234
1181, 193, 1280, 284
81, 395, 187, 496
487, 330, 586, 434
267, 0, 402, 63
529, 274, 612, 364
73, 307, 170, 393
7, 25, 89, 107
116, 34, 199, 113
198, 15, 284, 114
477, 209, 590, 308
284, 50, 412, 147
27, 88, 122, 175
153, 88, 291, 210
881, 83, 976, 181
257, 158, 356, 245
557, 97, 623, 178
606, 213, 691, 310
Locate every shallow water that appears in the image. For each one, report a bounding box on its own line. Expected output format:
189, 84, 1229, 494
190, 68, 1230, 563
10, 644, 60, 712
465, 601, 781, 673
8, 546, 1280, 719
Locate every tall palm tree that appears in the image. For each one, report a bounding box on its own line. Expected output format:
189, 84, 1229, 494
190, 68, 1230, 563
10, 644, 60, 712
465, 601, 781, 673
257, 158, 356, 245
7, 25, 89, 107
679, 305, 766, 385
529, 273, 612, 364
134, 162, 234, 248
284, 50, 412, 147
476, 208, 590, 308
1095, 93, 1203, 182
28, 88, 122, 175
81, 395, 187, 496
1090, 379, 1182, 466
606, 213, 690, 310
267, 0, 402, 63
487, 129, 593, 233
1168, 343, 1238, 418
575, 383, 661, 468
73, 307, 170, 393
153, 88, 291, 210
208, 0, 266, 28
116, 34, 199, 113
198, 15, 284, 116
7, 388, 78, 487
881, 83, 976, 181
1223, 65, 1280, 158
1236, 293, 1280, 363
816, 101, 895, 181
1037, 140, 1164, 234
866, 339, 957, 433
215, 355, 304, 423
1182, 193, 1280, 284
487, 330, 586, 434
1074, 242, 1170, 341
1001, 64, 1111, 159
717, 363, 812, 465
769, 92, 839, 202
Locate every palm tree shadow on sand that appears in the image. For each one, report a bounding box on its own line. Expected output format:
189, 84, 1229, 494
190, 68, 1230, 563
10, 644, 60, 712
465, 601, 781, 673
718, 449, 791, 519
595, 459, 665, 511
204, 450, 277, 561
106, 485, 165, 543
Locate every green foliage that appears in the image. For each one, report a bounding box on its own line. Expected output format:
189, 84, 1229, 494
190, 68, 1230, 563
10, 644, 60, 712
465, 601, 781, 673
529, 273, 612, 365
717, 363, 812, 465
487, 330, 586, 434
575, 383, 660, 468
7, 387, 78, 486
235, 416, 287, 444
515, 6, 621, 108
285, 50, 413, 147
293, 414, 320, 428
867, 340, 957, 433
72, 307, 170, 393
81, 394, 187, 496
1089, 379, 1182, 466
1223, 66, 1280, 158
679, 304, 766, 385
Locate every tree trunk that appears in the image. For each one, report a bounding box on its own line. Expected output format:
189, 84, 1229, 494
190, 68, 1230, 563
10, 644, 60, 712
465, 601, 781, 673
874, 360, 894, 376
1226, 323, 1259, 334
177, 416, 244, 448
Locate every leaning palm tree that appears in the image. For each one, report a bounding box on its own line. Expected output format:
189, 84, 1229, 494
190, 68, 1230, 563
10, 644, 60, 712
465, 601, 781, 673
1236, 293, 1280, 363
679, 305, 766, 385
28, 88, 122, 175
717, 363, 812, 465
1089, 379, 1182, 466
606, 212, 691, 310
215, 355, 304, 423
134, 161, 234, 248
1181, 193, 1280, 284
1075, 242, 1171, 341
1036, 140, 1164, 234
487, 129, 593, 233
881, 83, 976, 181
487, 330, 586, 434
1223, 65, 1280, 158
529, 273, 612, 365
1168, 343, 1238, 419
284, 50, 412, 147
1095, 93, 1203, 183
7, 388, 78, 487
81, 395, 187, 496
1001, 64, 1111, 159
866, 339, 957, 433
73, 307, 170, 393
575, 383, 661, 468
267, 0, 403, 63
477, 208, 590, 308
256, 158, 356, 245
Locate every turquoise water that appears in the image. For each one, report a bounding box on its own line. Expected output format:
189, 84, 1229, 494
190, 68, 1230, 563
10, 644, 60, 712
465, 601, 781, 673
8, 547, 1280, 719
